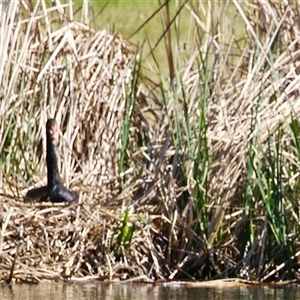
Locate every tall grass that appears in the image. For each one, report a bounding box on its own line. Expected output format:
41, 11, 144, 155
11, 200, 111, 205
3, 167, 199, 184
1, 0, 300, 283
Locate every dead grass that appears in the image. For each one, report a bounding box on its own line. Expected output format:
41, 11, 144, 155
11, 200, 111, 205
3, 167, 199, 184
1, 0, 300, 283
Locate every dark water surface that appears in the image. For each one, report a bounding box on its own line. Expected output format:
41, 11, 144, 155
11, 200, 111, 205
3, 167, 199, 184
1, 283, 300, 300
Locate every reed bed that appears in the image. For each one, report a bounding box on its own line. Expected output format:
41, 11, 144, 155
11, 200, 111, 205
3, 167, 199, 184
1, 0, 300, 283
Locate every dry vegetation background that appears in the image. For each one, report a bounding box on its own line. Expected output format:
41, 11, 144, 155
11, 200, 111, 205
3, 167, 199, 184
1, 0, 300, 283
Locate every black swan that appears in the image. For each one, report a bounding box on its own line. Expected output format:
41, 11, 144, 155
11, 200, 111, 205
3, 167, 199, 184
25, 119, 78, 203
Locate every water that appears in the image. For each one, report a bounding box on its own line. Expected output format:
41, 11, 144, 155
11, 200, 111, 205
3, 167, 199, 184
1, 283, 300, 300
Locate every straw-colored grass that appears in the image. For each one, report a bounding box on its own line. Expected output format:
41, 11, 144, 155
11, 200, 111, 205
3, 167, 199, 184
1, 0, 300, 283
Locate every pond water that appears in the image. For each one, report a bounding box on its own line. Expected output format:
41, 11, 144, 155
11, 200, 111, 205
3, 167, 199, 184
1, 283, 300, 300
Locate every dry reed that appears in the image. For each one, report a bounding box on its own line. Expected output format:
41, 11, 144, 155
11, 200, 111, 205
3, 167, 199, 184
1, 0, 300, 283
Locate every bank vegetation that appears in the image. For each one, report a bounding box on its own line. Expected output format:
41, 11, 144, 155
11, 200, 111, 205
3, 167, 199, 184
1, 0, 300, 283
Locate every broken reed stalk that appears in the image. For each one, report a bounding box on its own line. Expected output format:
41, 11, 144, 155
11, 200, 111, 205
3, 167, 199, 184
1, 0, 300, 283
6, 241, 20, 285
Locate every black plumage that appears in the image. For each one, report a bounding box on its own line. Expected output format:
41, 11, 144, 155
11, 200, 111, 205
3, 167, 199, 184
25, 119, 78, 203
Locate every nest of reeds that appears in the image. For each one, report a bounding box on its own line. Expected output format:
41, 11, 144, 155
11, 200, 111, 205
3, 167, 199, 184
0, 0, 156, 283
2, 0, 300, 284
